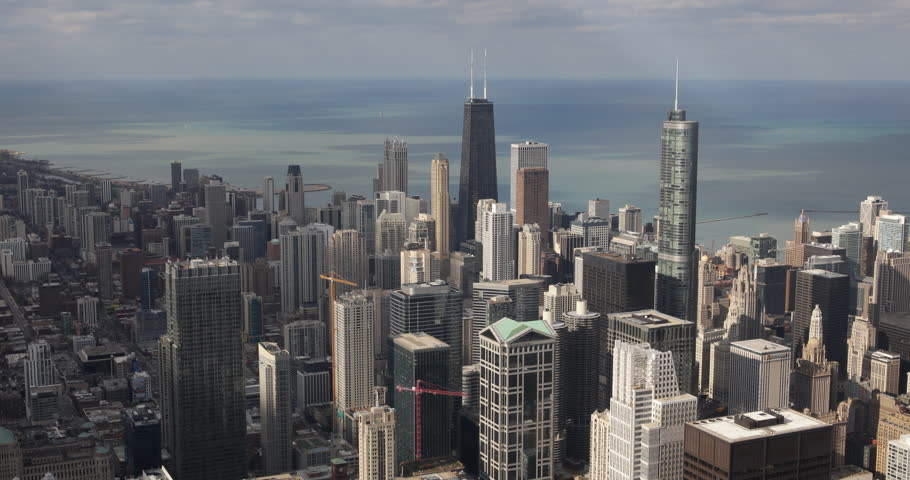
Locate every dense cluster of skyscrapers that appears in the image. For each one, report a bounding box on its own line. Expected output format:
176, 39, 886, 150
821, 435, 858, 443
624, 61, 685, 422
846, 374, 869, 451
0, 56, 908, 480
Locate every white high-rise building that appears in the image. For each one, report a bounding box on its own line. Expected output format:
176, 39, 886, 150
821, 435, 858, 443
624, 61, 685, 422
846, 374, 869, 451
376, 211, 407, 254
285, 165, 306, 226
263, 176, 275, 212
832, 222, 862, 277
76, 296, 100, 329
588, 198, 610, 219
888, 433, 910, 480
280, 224, 331, 313
875, 251, 910, 313
400, 248, 439, 286
430, 154, 450, 255
860, 195, 888, 237
479, 318, 555, 480
510, 141, 548, 210
518, 223, 542, 276
618, 204, 643, 233
356, 404, 396, 480
723, 266, 759, 341
258, 342, 291, 475
588, 409, 610, 480
607, 340, 697, 480
480, 202, 515, 281
728, 339, 791, 414
334, 293, 375, 418
878, 214, 908, 253
543, 283, 580, 325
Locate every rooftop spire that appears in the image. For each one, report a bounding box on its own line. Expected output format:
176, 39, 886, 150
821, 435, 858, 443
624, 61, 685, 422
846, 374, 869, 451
470, 49, 475, 99
483, 49, 488, 99
674, 58, 679, 111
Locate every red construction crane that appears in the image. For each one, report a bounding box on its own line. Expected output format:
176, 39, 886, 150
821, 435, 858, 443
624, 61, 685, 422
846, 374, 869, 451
396, 379, 466, 460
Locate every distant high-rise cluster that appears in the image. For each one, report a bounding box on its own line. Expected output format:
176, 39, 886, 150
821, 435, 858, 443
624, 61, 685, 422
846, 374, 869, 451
0, 54, 901, 480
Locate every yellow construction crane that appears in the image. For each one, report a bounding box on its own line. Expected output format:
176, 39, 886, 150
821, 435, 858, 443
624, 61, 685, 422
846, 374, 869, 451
319, 272, 358, 421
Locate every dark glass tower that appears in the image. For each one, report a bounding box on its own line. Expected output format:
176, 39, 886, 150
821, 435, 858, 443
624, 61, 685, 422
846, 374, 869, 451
655, 67, 699, 321
457, 96, 497, 244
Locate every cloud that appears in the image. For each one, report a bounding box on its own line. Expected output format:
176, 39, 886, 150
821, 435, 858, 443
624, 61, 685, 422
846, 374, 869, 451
0, 0, 908, 79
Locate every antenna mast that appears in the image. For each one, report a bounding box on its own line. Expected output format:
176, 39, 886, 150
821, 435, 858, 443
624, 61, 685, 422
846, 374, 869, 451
674, 58, 679, 111
483, 49, 488, 99
470, 49, 475, 99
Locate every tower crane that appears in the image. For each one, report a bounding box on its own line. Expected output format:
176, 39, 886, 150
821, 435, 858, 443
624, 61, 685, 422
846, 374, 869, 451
396, 379, 466, 460
319, 272, 358, 419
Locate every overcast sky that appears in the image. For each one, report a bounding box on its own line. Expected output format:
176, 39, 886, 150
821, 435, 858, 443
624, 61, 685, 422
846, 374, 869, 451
3, 0, 909, 80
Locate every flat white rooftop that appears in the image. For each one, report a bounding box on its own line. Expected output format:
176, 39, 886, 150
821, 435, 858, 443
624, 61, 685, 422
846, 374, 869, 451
689, 408, 827, 442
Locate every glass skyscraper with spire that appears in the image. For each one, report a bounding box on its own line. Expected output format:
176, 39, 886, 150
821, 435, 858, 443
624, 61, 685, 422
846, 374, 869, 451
655, 67, 699, 321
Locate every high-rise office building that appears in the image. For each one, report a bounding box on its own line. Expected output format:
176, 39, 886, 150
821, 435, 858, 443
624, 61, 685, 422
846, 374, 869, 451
870, 350, 901, 395
334, 293, 375, 419
389, 282, 462, 393
889, 433, 910, 480
792, 305, 836, 414
878, 213, 909, 253
399, 247, 439, 286
479, 318, 555, 479
407, 213, 436, 252
471, 278, 545, 363
24, 339, 59, 422
96, 243, 113, 299
786, 209, 811, 266
588, 198, 610, 219
724, 266, 760, 341
124, 405, 161, 476
327, 229, 368, 296
607, 340, 697, 480
457, 65, 497, 244
16, 170, 28, 214
391, 333, 451, 463
570, 216, 612, 248
581, 251, 655, 315
376, 211, 407, 255
518, 223, 542, 276
875, 251, 910, 312
754, 262, 791, 316
170, 161, 182, 193
600, 310, 696, 406
860, 195, 888, 236
510, 141, 547, 210
618, 204, 643, 234
258, 342, 291, 475
381, 137, 408, 194
283, 319, 326, 360
655, 70, 699, 321
430, 153, 450, 255
159, 259, 245, 480
543, 283, 580, 325
356, 404, 396, 480
263, 176, 275, 213
241, 292, 262, 343
514, 167, 550, 238
683, 409, 833, 480
204, 184, 228, 250
832, 222, 862, 277
285, 165, 306, 226
695, 256, 717, 330
793, 269, 849, 372
280, 225, 330, 312
588, 409, 610, 480
728, 339, 791, 414
81, 211, 112, 253
479, 202, 515, 281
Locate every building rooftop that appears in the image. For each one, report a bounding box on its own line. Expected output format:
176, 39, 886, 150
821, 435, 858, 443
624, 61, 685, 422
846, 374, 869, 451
400, 280, 451, 295
489, 317, 554, 342
609, 309, 692, 328
393, 333, 449, 352
800, 268, 848, 279
584, 250, 653, 264
688, 408, 828, 442
731, 338, 791, 354
0, 426, 15, 445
